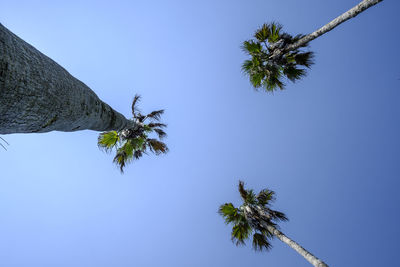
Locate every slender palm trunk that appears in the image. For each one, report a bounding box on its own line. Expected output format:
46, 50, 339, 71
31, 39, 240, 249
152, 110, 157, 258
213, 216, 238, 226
263, 222, 329, 267
0, 23, 134, 134
285, 0, 382, 52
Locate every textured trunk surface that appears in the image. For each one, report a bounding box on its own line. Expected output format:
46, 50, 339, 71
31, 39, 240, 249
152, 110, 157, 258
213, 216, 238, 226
263, 223, 329, 267
286, 0, 382, 52
0, 23, 133, 134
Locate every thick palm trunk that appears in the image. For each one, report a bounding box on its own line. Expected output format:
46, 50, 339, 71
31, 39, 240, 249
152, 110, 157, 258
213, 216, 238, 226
263, 222, 329, 267
0, 23, 134, 134
285, 0, 382, 52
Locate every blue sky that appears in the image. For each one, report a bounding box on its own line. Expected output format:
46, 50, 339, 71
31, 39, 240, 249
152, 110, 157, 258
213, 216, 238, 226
0, 0, 399, 266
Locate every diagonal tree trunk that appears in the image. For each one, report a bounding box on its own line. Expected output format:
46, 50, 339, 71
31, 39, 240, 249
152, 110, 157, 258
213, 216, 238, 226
263, 223, 329, 267
0, 23, 134, 134
287, 0, 383, 51
244, 205, 329, 267
270, 0, 383, 60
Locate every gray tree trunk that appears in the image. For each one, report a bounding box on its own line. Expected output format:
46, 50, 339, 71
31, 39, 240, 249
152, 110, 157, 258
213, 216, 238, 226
243, 205, 329, 267
0, 23, 134, 134
263, 223, 329, 267
287, 0, 382, 51
269, 0, 382, 60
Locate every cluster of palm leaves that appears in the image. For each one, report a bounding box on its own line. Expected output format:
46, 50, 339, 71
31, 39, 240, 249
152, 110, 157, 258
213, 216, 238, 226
219, 181, 288, 251
98, 95, 168, 173
242, 23, 314, 92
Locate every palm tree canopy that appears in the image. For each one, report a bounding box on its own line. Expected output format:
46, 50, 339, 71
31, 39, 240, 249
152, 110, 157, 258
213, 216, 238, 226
242, 23, 314, 92
98, 94, 168, 173
219, 181, 288, 251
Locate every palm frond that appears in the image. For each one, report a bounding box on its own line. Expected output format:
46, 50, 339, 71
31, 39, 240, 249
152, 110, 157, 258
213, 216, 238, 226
238, 181, 248, 201
131, 94, 141, 117
153, 128, 167, 139
269, 209, 289, 222
98, 131, 119, 152
113, 150, 127, 173
147, 138, 168, 155
257, 189, 275, 206
242, 40, 262, 55
283, 66, 306, 82
254, 24, 271, 42
252, 232, 272, 251
268, 22, 282, 43
231, 221, 252, 246
145, 110, 164, 121
218, 203, 242, 225
147, 122, 167, 128
294, 51, 314, 68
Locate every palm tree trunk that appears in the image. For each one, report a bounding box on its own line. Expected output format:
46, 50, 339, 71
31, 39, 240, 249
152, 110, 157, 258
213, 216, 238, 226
263, 223, 329, 267
285, 0, 382, 52
0, 23, 134, 134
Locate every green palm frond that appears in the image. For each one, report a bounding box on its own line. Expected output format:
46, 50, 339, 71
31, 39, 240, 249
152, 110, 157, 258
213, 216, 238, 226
113, 150, 127, 173
242, 22, 314, 92
242, 40, 262, 55
218, 203, 243, 224
268, 23, 282, 43
98, 96, 168, 173
231, 221, 252, 246
252, 232, 272, 251
294, 51, 314, 68
98, 131, 120, 152
283, 66, 306, 82
256, 189, 275, 206
238, 181, 257, 204
254, 24, 271, 42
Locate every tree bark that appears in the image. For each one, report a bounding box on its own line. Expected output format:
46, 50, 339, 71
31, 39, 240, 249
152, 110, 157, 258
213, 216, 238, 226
0, 23, 134, 134
263, 223, 329, 267
285, 0, 382, 52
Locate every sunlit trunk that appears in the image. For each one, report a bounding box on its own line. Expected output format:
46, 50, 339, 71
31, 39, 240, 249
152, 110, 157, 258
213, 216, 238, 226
264, 223, 329, 267
270, 0, 383, 60
0, 23, 134, 134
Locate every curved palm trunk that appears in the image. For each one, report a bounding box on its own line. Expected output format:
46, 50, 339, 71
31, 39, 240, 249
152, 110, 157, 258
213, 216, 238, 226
264, 223, 329, 267
285, 0, 382, 52
0, 23, 134, 134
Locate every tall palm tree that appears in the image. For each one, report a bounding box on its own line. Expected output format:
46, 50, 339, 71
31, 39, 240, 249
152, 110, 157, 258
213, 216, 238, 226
219, 181, 328, 267
243, 0, 383, 91
0, 23, 134, 134
98, 95, 168, 173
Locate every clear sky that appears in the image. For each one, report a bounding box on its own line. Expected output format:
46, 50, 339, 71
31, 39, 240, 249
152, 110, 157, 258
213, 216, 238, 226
0, 0, 399, 266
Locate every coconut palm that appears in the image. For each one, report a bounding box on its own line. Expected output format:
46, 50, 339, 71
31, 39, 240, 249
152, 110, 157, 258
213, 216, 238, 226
0, 23, 134, 134
243, 0, 382, 92
219, 181, 328, 267
98, 95, 168, 173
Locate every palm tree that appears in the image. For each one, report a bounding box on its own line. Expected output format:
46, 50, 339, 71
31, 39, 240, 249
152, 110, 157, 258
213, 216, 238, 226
219, 181, 328, 267
0, 23, 134, 134
242, 0, 383, 91
98, 95, 168, 173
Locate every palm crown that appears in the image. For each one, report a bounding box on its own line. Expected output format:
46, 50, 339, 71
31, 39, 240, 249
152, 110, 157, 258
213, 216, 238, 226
242, 23, 314, 92
98, 95, 168, 173
219, 181, 288, 251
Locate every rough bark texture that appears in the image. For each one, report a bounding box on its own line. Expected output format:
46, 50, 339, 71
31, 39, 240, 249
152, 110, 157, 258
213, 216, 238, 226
264, 223, 329, 267
0, 23, 133, 134
285, 0, 382, 52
